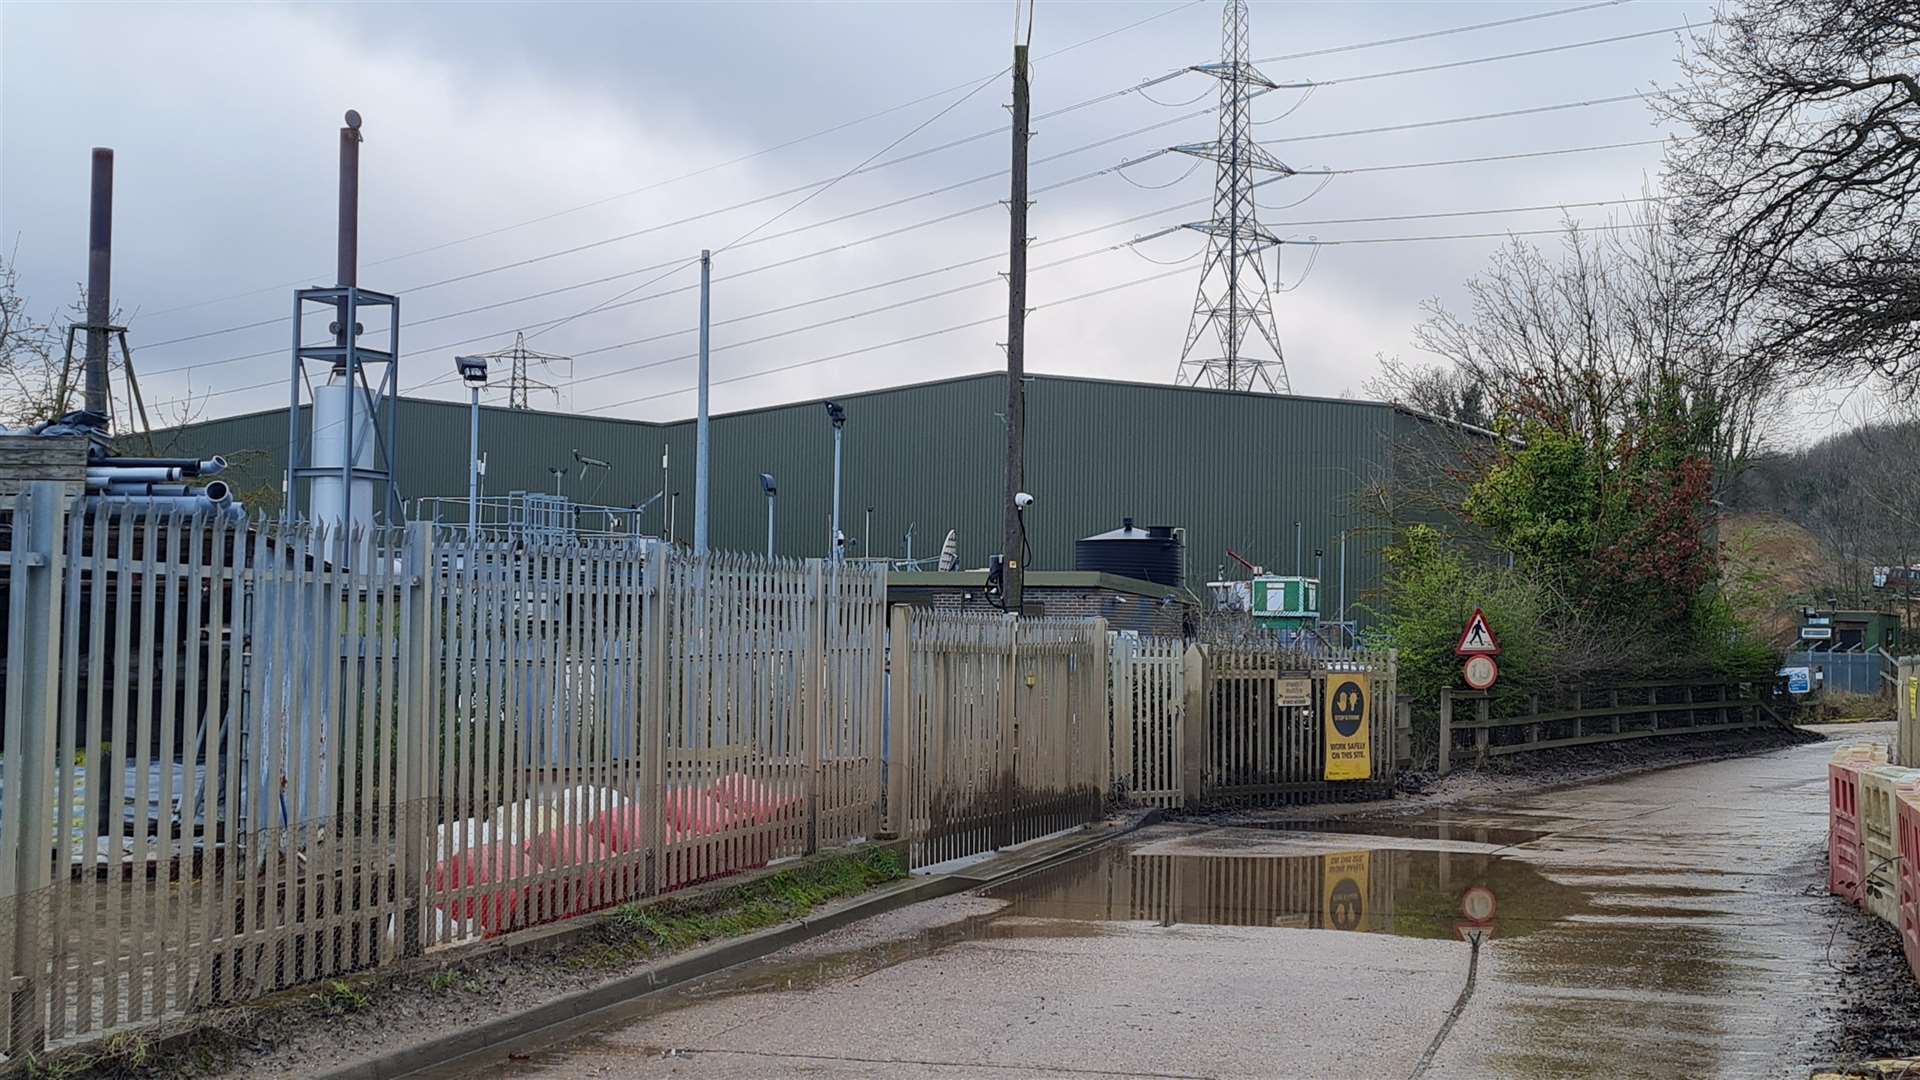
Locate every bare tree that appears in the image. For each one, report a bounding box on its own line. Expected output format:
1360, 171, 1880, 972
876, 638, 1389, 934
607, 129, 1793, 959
1412, 206, 1785, 495
1365, 354, 1490, 429
1658, 0, 1920, 393
0, 245, 198, 439
0, 248, 70, 428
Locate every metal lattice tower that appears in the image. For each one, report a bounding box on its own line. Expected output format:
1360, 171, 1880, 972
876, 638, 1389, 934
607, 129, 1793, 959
1172, 0, 1294, 394
472, 331, 570, 409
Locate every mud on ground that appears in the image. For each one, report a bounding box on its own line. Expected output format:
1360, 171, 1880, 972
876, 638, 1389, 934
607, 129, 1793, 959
1177, 722, 1827, 827
1816, 890, 1920, 1068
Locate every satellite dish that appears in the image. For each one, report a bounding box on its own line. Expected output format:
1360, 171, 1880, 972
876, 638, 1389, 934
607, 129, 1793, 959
344, 109, 363, 130
938, 529, 959, 572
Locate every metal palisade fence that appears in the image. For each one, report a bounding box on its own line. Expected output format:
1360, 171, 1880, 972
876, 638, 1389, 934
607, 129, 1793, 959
0, 486, 888, 1056
0, 481, 1399, 1060
887, 608, 1111, 870
1198, 644, 1400, 805
1109, 633, 1186, 809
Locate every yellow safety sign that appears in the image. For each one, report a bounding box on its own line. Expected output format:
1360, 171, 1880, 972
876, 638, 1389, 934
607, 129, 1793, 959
1324, 672, 1371, 781
1321, 851, 1370, 932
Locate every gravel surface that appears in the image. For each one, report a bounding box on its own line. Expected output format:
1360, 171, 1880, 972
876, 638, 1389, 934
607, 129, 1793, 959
1815, 895, 1920, 1068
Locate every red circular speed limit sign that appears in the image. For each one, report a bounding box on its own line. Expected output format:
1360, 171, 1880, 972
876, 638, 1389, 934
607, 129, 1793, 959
1462, 654, 1498, 690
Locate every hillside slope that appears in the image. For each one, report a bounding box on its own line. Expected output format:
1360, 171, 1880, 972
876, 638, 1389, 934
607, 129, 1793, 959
1719, 511, 1828, 647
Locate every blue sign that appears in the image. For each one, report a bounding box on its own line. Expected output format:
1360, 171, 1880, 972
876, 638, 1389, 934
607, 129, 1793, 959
1781, 666, 1811, 694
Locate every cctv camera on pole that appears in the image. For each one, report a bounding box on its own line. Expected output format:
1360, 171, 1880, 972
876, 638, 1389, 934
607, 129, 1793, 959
823, 401, 846, 560
759, 472, 777, 557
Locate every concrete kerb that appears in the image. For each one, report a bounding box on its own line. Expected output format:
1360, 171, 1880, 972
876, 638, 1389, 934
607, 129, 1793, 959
317, 811, 1162, 1080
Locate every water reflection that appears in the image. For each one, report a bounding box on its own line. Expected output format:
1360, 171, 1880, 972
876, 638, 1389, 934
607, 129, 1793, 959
982, 840, 1591, 942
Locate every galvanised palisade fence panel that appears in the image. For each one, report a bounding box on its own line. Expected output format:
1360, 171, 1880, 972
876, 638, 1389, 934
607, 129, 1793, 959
0, 487, 889, 1057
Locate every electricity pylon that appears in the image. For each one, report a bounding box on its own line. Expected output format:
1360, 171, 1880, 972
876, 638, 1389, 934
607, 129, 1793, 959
1172, 0, 1294, 394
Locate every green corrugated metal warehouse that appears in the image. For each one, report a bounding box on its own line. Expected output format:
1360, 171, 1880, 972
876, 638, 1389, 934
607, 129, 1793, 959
147, 373, 1471, 625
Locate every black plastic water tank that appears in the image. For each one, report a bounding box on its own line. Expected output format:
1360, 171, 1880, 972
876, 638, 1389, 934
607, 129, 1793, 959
1074, 517, 1184, 587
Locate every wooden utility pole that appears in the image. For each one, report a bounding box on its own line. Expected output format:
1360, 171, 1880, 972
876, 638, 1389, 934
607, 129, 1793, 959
1003, 42, 1031, 615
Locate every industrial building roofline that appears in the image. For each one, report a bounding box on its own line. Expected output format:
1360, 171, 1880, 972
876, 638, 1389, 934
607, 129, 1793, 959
176, 368, 1478, 433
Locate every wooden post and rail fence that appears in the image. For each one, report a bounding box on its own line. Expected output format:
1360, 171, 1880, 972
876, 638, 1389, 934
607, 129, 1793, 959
1437, 678, 1788, 775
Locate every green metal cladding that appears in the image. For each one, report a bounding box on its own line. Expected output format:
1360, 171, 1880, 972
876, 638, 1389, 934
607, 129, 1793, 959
148, 373, 1462, 625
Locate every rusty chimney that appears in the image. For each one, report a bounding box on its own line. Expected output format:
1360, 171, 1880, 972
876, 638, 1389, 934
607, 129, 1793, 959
337, 109, 361, 290
84, 147, 113, 420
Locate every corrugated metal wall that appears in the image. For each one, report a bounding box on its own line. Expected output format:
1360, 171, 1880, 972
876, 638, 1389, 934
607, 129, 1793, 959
150, 373, 1437, 623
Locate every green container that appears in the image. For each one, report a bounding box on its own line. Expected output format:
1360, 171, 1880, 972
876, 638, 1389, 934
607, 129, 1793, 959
1251, 576, 1319, 629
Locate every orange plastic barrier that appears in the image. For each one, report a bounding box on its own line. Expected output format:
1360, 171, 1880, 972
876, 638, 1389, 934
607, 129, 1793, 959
1832, 759, 1867, 907
432, 841, 538, 934
526, 825, 614, 917
1898, 791, 1920, 983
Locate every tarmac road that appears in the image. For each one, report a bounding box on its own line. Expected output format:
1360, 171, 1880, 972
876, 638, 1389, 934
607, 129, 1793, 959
439, 726, 1884, 1079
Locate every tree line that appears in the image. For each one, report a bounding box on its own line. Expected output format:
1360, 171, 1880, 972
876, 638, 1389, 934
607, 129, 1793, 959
1364, 0, 1916, 756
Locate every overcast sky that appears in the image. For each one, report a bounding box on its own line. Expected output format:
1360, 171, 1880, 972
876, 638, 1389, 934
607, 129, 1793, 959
3, 0, 1724, 429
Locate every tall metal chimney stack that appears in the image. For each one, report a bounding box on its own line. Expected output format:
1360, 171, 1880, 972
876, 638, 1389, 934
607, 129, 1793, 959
337, 109, 361, 293
84, 147, 113, 419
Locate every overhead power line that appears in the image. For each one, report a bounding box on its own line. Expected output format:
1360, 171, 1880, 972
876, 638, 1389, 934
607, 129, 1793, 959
1251, 0, 1632, 63
524, 66, 1009, 346
143, 198, 1660, 421
577, 220, 1651, 415
133, 0, 1210, 324
137, 82, 1656, 370
134, 0, 1647, 332
135, 135, 1668, 391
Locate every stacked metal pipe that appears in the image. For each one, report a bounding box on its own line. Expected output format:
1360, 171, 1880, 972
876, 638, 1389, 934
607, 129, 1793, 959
84, 454, 235, 512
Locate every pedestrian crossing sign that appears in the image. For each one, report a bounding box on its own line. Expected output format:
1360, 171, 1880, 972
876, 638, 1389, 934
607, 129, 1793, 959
1454, 608, 1500, 656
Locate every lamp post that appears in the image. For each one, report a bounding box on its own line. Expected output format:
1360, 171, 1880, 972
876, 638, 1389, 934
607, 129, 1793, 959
760, 472, 777, 558
824, 401, 846, 560
454, 354, 489, 537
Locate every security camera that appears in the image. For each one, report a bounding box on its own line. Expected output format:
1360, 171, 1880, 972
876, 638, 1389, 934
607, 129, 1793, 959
823, 401, 847, 428
759, 472, 777, 496
1014, 492, 1035, 510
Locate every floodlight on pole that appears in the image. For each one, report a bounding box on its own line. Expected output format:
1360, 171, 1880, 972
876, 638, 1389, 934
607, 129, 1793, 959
455, 354, 489, 536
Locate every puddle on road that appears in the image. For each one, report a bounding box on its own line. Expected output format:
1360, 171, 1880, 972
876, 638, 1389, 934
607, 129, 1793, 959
1238, 812, 1550, 849
981, 838, 1588, 941
438, 821, 1747, 1077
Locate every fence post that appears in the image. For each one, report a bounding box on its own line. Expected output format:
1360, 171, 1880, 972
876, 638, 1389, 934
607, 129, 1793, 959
395, 520, 436, 958
1474, 696, 1490, 767
1181, 643, 1206, 806
884, 605, 910, 839
1110, 633, 1132, 799
806, 559, 827, 855
1437, 688, 1452, 777
1900, 658, 1915, 766
642, 544, 670, 893
3, 483, 67, 1054
1089, 619, 1111, 797
995, 617, 1018, 850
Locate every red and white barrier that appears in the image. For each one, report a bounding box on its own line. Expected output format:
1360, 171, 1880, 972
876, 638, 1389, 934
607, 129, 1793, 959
1830, 746, 1877, 907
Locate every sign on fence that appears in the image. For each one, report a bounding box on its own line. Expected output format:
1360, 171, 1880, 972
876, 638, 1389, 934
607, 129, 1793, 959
1323, 673, 1372, 780
1781, 666, 1812, 694
1275, 673, 1312, 708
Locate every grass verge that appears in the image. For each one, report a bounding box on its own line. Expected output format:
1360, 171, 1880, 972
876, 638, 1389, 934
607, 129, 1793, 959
6, 846, 909, 1080
577, 845, 907, 969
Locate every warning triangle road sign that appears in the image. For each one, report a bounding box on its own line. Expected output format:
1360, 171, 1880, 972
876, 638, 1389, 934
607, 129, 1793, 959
1454, 608, 1500, 656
